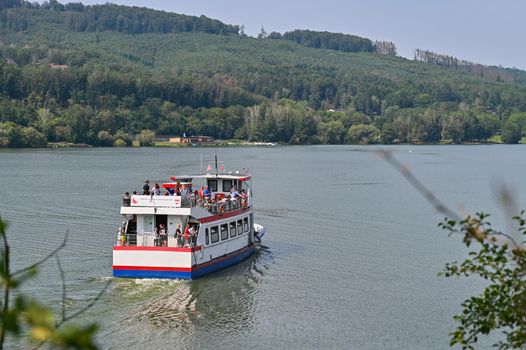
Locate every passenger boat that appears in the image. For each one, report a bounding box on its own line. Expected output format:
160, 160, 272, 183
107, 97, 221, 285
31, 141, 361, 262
112, 171, 264, 279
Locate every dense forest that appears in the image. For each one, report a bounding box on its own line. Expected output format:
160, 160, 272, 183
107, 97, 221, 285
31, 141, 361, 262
1, 0, 526, 147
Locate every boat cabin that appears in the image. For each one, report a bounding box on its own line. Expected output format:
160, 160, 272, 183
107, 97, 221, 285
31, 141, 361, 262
116, 173, 253, 249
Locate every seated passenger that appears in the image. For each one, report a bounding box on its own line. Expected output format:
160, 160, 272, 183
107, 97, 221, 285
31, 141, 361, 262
230, 188, 240, 200
218, 201, 225, 215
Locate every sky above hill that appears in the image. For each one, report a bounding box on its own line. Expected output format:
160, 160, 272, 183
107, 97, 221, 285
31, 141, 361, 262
79, 0, 525, 70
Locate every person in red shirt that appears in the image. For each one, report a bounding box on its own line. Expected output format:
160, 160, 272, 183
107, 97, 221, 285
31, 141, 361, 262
183, 226, 191, 247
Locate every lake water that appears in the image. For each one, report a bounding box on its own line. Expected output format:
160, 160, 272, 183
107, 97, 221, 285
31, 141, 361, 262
0, 145, 525, 349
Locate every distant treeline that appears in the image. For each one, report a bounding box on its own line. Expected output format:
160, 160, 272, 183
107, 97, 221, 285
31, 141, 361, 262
278, 30, 374, 53
1, 0, 240, 35
1, 1, 526, 147
414, 48, 526, 85
2, 1, 395, 56
266, 29, 396, 56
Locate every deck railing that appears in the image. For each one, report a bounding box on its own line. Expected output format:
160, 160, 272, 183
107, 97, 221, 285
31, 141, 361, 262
115, 231, 197, 248
122, 194, 251, 214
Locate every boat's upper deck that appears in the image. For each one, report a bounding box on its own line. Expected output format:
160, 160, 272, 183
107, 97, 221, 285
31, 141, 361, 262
121, 172, 252, 216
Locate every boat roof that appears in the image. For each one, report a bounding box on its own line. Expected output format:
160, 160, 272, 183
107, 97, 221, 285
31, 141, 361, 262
162, 181, 192, 189
171, 173, 251, 181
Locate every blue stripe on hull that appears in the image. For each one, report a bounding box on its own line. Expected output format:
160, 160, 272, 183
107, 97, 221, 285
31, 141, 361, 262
113, 245, 256, 280
113, 269, 193, 279
192, 245, 256, 278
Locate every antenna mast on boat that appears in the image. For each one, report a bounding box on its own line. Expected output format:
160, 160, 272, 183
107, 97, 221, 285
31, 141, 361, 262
214, 153, 218, 176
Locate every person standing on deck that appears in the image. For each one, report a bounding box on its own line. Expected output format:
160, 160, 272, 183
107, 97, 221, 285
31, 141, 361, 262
152, 182, 161, 196
188, 225, 197, 247
159, 223, 167, 246
175, 224, 182, 247
183, 226, 194, 247
122, 192, 131, 207
153, 226, 160, 246
143, 180, 150, 195
204, 186, 211, 200
180, 184, 189, 197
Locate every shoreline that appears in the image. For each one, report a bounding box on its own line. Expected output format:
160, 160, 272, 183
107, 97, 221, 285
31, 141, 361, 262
1, 141, 524, 150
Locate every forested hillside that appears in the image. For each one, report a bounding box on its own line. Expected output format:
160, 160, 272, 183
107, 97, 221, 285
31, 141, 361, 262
1, 0, 526, 147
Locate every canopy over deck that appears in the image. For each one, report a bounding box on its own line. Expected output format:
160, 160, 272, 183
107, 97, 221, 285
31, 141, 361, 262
171, 173, 251, 181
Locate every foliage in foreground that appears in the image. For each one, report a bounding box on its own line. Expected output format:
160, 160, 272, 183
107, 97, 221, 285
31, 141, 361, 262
0, 217, 100, 349
439, 212, 526, 349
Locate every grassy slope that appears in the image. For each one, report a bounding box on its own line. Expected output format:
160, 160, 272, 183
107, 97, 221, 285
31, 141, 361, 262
7, 7, 525, 100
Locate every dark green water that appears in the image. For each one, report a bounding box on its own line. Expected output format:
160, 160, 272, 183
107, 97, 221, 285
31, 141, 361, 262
0, 145, 524, 349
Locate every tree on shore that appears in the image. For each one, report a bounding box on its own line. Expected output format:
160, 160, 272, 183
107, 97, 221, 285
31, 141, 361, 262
138, 129, 155, 146
501, 121, 522, 144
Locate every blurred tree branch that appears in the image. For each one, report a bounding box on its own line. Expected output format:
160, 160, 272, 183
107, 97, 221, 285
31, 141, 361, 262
0, 217, 108, 350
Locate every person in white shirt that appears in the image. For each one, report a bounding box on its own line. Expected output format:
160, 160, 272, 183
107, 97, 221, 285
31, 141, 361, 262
159, 223, 167, 246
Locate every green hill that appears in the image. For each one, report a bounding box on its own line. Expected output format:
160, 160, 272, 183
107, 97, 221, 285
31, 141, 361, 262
1, 1, 526, 147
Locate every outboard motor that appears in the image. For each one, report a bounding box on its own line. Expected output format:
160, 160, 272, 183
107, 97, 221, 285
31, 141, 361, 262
254, 223, 265, 243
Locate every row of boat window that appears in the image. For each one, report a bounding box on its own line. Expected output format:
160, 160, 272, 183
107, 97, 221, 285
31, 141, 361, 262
204, 217, 250, 245
207, 179, 238, 193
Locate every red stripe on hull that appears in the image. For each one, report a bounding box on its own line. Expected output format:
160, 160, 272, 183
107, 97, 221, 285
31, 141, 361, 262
199, 209, 250, 223
113, 245, 202, 252
113, 265, 192, 272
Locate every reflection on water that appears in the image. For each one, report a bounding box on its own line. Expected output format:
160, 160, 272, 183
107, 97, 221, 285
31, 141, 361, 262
104, 247, 270, 348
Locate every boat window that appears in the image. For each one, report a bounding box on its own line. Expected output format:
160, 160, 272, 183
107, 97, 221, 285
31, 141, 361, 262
208, 179, 218, 192
243, 218, 249, 233
237, 220, 243, 235
210, 226, 219, 243
223, 179, 233, 192
205, 228, 209, 245
220, 224, 228, 240
143, 215, 154, 233
229, 222, 237, 238
249, 213, 253, 233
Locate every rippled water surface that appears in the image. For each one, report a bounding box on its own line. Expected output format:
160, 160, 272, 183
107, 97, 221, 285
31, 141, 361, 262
1, 145, 525, 349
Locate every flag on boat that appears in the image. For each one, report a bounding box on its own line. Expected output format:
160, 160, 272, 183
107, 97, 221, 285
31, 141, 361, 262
207, 164, 212, 171
221, 165, 225, 172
